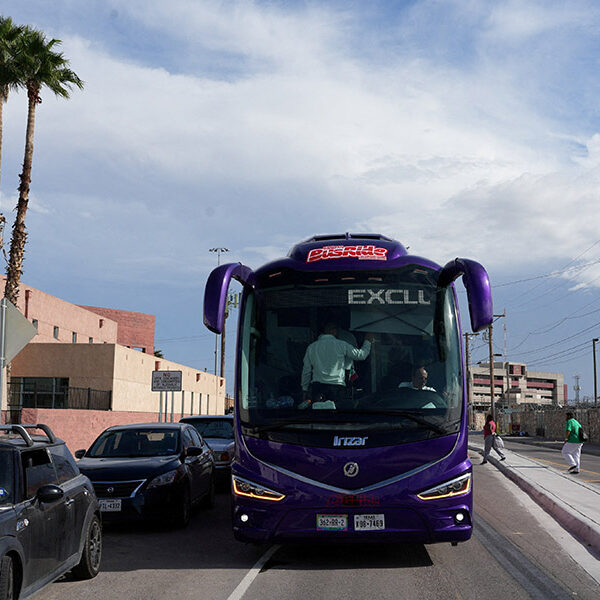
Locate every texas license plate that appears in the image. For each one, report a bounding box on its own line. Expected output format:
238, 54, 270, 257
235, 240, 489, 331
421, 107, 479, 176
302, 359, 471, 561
354, 514, 385, 531
316, 514, 348, 531
100, 498, 122, 512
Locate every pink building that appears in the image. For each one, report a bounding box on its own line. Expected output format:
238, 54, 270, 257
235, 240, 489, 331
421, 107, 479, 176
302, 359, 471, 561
0, 278, 225, 452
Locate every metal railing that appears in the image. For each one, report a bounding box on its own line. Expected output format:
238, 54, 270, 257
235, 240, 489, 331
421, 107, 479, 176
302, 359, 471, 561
7, 382, 112, 411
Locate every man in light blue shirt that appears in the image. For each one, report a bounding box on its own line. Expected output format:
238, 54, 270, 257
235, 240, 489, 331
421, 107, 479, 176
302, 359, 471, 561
301, 322, 374, 408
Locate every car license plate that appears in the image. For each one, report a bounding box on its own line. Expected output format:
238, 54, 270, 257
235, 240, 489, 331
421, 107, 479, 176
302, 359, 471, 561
100, 498, 122, 512
316, 514, 348, 531
354, 514, 385, 531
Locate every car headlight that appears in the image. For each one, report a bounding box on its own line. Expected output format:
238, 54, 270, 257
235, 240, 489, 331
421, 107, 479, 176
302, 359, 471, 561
417, 473, 471, 501
215, 451, 230, 462
148, 469, 180, 488
232, 475, 285, 502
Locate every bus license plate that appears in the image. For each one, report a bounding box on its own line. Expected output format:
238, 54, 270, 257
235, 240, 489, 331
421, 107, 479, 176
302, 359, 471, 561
354, 514, 385, 531
100, 499, 122, 512
317, 514, 348, 531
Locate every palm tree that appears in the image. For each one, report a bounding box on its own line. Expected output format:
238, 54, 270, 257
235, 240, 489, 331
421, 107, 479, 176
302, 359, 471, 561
0, 16, 25, 245
3, 27, 83, 304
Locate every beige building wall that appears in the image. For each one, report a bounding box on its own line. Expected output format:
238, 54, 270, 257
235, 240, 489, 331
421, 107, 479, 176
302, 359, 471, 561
0, 277, 118, 345
7, 343, 226, 414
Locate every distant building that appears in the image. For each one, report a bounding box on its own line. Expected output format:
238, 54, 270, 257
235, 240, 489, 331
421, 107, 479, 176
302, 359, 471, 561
468, 361, 566, 413
0, 278, 225, 451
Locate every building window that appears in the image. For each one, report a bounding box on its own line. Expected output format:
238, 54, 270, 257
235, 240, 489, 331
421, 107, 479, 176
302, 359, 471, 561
10, 377, 69, 409
89, 337, 94, 344
53, 326, 59, 340
99, 319, 104, 328
72, 332, 77, 343
32, 319, 38, 329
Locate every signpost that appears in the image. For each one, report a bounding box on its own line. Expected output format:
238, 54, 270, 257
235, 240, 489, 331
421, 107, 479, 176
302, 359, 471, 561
152, 370, 182, 422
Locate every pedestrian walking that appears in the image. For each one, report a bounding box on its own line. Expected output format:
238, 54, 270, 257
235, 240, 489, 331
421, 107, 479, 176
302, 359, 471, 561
561, 411, 584, 474
481, 413, 506, 464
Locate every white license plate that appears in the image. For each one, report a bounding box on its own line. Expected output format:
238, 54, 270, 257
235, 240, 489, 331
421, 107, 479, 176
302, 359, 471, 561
100, 499, 122, 512
316, 514, 348, 531
354, 514, 385, 531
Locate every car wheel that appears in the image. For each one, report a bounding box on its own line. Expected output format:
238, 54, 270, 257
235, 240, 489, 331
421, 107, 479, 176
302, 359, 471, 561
173, 486, 191, 528
72, 515, 102, 579
0, 556, 15, 600
201, 473, 215, 509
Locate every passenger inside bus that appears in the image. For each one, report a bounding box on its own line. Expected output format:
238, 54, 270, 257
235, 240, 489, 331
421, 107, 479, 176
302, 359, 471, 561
300, 322, 375, 409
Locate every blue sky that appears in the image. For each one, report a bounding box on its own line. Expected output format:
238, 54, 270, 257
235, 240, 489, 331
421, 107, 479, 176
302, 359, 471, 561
2, 0, 600, 400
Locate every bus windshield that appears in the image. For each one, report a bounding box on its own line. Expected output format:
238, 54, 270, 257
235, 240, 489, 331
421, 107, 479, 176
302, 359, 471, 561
238, 265, 463, 445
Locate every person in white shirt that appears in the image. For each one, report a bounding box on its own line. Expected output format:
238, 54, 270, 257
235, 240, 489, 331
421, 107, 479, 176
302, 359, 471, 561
398, 366, 439, 409
398, 366, 436, 392
301, 322, 374, 408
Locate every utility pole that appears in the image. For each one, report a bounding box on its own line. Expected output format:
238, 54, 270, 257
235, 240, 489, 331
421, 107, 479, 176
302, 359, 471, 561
209, 248, 229, 376
488, 312, 506, 424
593, 338, 598, 407
573, 375, 581, 404
464, 332, 478, 427
488, 323, 495, 422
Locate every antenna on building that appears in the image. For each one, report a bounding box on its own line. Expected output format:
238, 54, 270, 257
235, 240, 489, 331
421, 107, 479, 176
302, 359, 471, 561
573, 375, 581, 404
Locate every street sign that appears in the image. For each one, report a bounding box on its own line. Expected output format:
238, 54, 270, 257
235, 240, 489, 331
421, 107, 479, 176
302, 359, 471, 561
151, 370, 182, 392
0, 298, 37, 365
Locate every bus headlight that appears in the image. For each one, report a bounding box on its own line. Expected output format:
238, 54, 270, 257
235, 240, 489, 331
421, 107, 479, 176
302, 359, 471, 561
232, 475, 285, 502
417, 473, 471, 501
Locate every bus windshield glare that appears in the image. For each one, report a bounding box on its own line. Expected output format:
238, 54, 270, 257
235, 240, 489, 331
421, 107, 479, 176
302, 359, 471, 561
239, 266, 462, 445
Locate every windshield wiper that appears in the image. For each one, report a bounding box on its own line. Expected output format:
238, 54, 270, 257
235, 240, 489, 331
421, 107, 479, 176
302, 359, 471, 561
337, 409, 450, 435
244, 416, 362, 434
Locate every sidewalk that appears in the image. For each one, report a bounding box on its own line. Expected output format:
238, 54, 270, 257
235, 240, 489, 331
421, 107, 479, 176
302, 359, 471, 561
468, 433, 600, 554
500, 435, 600, 456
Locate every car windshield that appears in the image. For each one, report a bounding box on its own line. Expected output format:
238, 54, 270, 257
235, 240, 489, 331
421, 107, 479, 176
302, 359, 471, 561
0, 449, 13, 504
87, 429, 180, 457
188, 419, 233, 439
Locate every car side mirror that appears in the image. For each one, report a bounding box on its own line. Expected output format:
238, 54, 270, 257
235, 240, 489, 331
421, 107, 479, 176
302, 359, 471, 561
37, 484, 64, 504
75, 449, 86, 459
186, 446, 203, 457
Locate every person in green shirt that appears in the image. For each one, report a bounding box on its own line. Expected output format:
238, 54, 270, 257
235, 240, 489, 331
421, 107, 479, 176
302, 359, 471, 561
561, 412, 584, 474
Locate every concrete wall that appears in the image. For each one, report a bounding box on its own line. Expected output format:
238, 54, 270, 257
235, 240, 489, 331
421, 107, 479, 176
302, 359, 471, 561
507, 408, 600, 443
6, 408, 201, 454
6, 343, 226, 414
10, 343, 116, 390
79, 306, 155, 354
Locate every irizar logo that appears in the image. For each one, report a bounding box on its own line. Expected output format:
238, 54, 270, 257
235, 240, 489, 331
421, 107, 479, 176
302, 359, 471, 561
333, 436, 368, 447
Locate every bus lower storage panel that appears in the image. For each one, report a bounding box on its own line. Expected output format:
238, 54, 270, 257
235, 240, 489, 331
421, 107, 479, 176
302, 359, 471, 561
232, 502, 472, 544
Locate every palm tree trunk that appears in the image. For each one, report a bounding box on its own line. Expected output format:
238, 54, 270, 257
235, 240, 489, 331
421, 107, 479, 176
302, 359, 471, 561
0, 89, 4, 189
0, 90, 7, 249
4, 85, 37, 305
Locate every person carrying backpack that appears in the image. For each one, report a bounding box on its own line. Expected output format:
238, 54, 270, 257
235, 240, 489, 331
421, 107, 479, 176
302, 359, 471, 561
561, 411, 584, 474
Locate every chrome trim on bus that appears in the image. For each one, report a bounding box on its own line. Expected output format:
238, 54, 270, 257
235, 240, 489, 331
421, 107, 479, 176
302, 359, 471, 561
240, 432, 462, 495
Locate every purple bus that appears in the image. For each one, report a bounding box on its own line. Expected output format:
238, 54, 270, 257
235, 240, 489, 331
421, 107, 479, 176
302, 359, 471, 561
204, 233, 492, 545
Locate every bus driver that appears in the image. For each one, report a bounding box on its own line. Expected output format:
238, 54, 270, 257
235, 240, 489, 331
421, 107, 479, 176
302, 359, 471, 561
300, 322, 374, 408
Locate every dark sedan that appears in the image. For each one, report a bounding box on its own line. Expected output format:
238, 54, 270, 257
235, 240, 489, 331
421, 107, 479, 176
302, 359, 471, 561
180, 416, 234, 483
76, 423, 214, 527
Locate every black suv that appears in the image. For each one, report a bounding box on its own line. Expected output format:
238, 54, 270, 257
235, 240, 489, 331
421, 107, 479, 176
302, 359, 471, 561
0, 424, 102, 600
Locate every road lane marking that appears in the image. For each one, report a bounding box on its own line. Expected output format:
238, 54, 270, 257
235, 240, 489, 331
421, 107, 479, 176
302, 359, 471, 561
226, 544, 281, 600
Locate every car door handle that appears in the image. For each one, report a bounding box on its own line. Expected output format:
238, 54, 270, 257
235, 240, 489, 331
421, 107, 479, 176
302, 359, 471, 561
65, 498, 75, 506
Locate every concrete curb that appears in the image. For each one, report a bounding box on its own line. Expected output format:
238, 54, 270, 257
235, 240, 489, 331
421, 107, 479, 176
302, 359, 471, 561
469, 444, 600, 553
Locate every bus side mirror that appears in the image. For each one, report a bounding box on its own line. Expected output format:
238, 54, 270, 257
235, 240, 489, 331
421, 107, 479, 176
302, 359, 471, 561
203, 263, 255, 334
438, 258, 492, 332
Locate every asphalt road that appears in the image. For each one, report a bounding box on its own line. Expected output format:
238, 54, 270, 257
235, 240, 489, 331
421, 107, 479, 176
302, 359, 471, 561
36, 450, 600, 600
